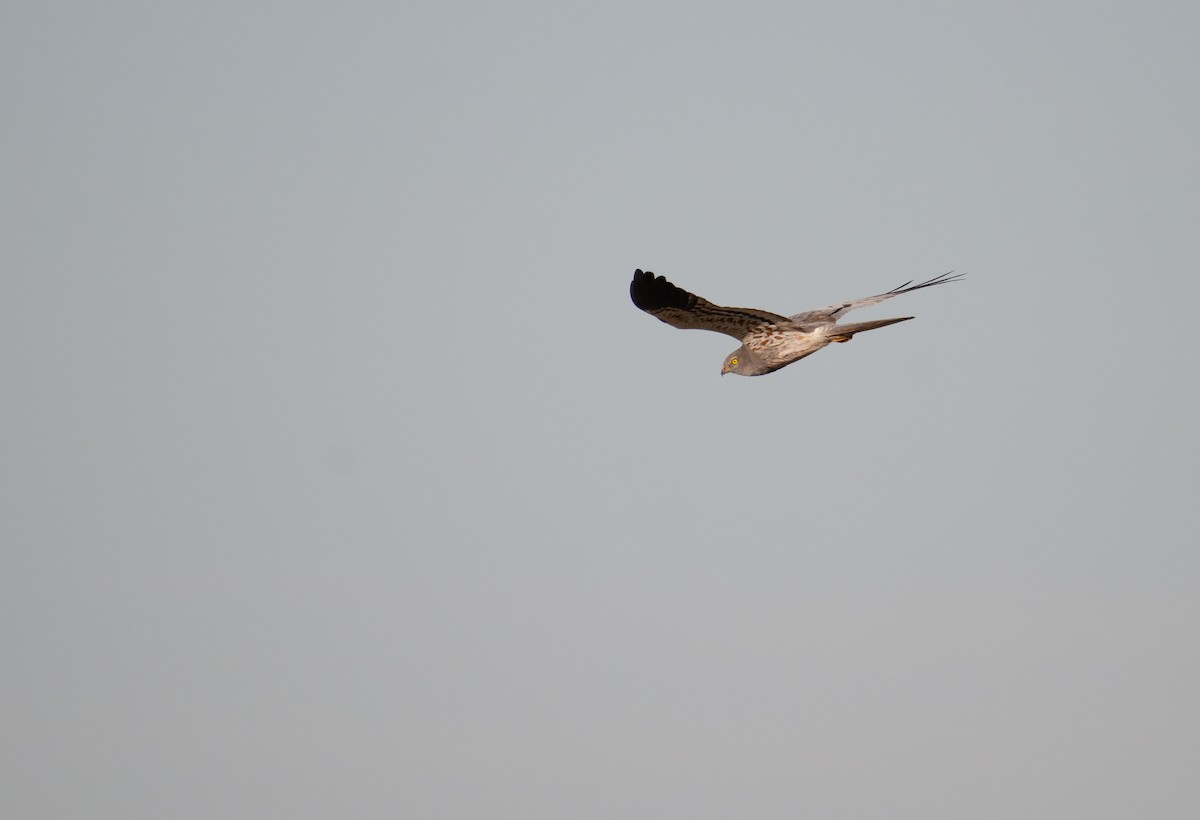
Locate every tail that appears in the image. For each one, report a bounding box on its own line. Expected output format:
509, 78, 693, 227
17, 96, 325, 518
824, 316, 912, 343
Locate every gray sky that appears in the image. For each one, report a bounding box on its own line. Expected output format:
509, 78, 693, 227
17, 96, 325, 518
3, 1, 1199, 818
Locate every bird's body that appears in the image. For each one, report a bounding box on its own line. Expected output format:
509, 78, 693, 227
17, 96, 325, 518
629, 269, 963, 376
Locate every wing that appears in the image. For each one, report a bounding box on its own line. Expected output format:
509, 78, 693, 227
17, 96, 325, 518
630, 270, 789, 340
789, 271, 965, 327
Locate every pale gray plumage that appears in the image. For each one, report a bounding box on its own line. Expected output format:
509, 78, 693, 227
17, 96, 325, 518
629, 269, 964, 377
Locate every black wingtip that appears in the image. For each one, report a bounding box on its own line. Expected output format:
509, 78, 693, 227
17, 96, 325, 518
630, 269, 696, 312
887, 270, 966, 295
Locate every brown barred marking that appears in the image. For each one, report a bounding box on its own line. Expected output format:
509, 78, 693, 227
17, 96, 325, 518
630, 270, 790, 341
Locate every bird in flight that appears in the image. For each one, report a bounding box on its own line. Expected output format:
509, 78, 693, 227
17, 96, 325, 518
630, 268, 964, 376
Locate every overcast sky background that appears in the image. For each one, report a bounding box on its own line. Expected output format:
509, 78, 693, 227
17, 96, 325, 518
3, 2, 1199, 818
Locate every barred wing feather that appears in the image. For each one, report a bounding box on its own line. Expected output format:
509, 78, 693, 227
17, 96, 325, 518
630, 269, 788, 341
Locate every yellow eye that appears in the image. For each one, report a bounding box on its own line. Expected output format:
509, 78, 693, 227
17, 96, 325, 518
730, 357, 739, 366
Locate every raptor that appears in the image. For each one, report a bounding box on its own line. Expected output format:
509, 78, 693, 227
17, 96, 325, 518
629, 268, 964, 376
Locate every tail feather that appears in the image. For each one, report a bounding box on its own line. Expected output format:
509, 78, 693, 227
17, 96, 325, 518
825, 316, 912, 342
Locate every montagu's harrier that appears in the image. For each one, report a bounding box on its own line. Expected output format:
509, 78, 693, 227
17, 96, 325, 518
630, 269, 964, 376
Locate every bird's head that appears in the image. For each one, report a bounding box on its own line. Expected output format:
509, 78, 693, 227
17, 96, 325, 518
721, 348, 755, 377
